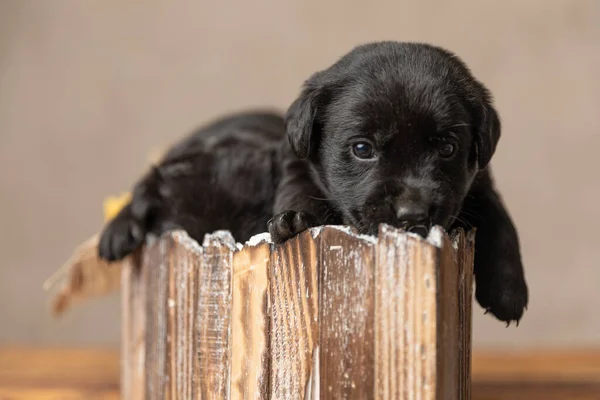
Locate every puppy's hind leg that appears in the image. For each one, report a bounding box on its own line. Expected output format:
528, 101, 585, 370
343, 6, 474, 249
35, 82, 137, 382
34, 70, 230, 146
98, 167, 169, 262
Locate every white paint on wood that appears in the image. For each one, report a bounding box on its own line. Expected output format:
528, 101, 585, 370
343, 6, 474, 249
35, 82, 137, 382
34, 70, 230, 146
202, 230, 237, 250
246, 232, 273, 246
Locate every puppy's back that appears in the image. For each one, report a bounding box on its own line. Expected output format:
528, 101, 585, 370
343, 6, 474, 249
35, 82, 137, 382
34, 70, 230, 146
162, 110, 285, 163
98, 110, 286, 261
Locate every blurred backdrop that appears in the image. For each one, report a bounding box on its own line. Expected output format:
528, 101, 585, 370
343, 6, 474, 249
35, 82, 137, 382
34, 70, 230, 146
0, 0, 598, 349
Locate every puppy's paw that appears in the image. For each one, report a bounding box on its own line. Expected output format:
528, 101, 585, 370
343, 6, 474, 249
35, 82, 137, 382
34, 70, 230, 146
268, 210, 319, 244
476, 270, 528, 326
99, 211, 145, 262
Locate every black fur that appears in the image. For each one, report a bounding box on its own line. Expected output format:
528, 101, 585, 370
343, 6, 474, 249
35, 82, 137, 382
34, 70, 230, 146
98, 111, 285, 260
99, 42, 528, 325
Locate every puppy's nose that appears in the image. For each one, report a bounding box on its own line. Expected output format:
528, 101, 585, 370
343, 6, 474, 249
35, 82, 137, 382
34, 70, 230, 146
395, 202, 429, 223
395, 202, 430, 237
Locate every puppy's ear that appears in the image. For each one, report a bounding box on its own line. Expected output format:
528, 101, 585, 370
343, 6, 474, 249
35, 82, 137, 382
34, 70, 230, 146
473, 92, 501, 169
285, 84, 325, 159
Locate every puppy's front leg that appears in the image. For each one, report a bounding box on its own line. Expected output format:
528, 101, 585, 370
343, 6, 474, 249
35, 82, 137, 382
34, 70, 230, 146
270, 156, 338, 244
457, 169, 528, 325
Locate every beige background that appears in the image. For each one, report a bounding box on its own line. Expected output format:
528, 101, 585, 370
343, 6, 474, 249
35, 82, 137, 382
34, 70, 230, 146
0, 0, 598, 349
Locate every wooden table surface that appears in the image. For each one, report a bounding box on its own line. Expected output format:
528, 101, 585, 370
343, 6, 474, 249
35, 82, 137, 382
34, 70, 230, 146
0, 348, 599, 399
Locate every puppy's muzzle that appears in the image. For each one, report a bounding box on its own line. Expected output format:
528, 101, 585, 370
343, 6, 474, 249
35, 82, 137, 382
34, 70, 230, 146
394, 190, 432, 237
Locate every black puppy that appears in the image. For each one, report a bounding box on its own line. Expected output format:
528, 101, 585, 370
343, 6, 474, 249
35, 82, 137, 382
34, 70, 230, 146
99, 41, 528, 324
98, 110, 286, 259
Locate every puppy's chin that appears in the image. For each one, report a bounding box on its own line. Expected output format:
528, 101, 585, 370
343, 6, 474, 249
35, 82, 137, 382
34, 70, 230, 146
350, 216, 431, 238
344, 211, 417, 237
346, 204, 456, 237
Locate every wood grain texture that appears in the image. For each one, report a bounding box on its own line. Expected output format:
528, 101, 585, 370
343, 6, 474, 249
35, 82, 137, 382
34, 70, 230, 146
231, 238, 271, 400
317, 227, 376, 399
166, 232, 202, 400
121, 250, 146, 400
269, 230, 319, 399
374, 225, 451, 400
5, 348, 600, 400
304, 346, 320, 400
144, 237, 170, 400
436, 228, 475, 400
0, 348, 120, 398
455, 229, 475, 400
472, 351, 600, 383
120, 225, 475, 399
193, 231, 235, 399
437, 232, 461, 399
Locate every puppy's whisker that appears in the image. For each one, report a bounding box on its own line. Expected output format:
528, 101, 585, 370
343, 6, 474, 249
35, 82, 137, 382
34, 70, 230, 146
459, 209, 484, 221
447, 122, 471, 129
309, 195, 333, 202
450, 215, 472, 228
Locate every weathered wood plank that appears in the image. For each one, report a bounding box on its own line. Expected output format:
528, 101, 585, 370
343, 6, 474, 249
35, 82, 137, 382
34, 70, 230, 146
269, 229, 319, 399
437, 232, 461, 399
374, 225, 441, 400
317, 226, 376, 399
166, 232, 202, 400
144, 238, 170, 400
121, 250, 146, 400
413, 230, 440, 400
166, 239, 176, 400
231, 236, 272, 400
456, 229, 475, 400
192, 231, 235, 399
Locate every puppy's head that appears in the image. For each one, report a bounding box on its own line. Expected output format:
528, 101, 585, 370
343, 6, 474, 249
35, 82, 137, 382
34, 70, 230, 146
286, 42, 500, 235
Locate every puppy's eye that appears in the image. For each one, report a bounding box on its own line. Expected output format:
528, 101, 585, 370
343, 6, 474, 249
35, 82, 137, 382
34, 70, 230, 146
352, 142, 376, 159
438, 143, 456, 158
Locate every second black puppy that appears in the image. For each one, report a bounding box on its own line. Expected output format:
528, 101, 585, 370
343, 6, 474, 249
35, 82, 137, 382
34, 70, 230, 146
100, 41, 528, 325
